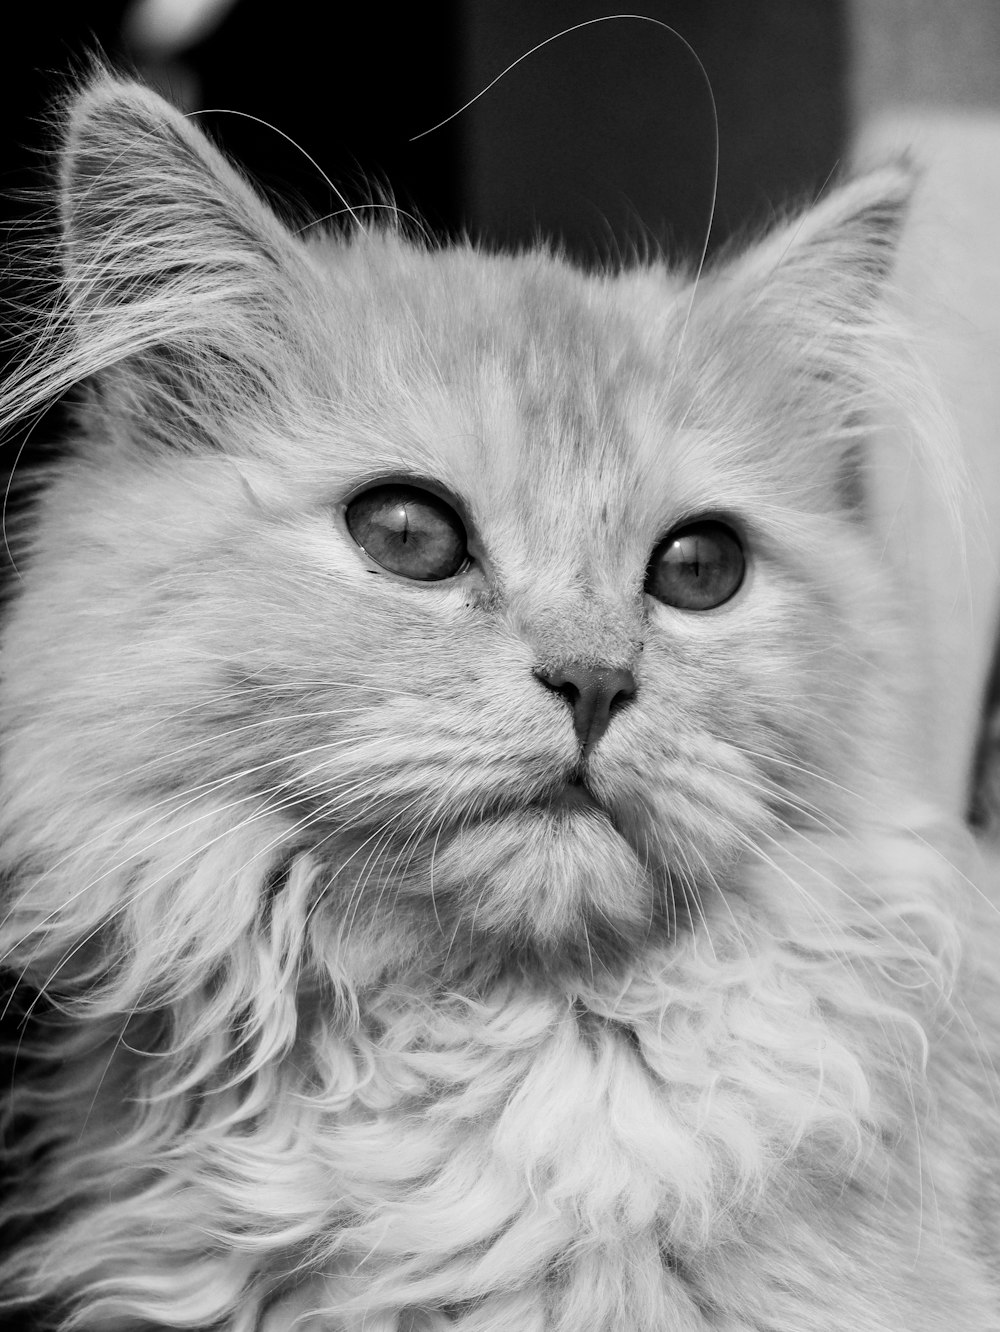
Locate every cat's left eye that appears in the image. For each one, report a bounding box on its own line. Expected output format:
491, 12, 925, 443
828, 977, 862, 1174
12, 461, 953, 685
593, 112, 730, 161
345, 484, 469, 581
645, 520, 745, 610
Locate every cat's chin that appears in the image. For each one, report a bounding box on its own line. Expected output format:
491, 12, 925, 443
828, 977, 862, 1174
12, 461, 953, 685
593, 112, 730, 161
426, 799, 666, 952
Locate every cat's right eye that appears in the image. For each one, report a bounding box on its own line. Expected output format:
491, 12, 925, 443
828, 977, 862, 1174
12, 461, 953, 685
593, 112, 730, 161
345, 484, 469, 581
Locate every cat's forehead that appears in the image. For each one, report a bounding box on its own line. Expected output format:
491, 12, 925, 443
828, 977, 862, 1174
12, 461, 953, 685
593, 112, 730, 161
309, 236, 748, 545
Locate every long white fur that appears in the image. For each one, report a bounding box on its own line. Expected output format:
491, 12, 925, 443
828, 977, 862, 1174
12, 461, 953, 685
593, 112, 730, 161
0, 75, 998, 1332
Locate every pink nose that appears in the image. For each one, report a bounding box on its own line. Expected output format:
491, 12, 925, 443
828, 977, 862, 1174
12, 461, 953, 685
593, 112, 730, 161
533, 662, 636, 756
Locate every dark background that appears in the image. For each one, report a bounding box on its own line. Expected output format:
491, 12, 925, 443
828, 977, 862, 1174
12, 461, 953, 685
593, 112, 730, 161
0, 0, 849, 509
1, 1, 846, 350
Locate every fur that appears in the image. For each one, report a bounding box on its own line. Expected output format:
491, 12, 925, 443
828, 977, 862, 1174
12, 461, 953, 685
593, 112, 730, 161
1, 75, 999, 1330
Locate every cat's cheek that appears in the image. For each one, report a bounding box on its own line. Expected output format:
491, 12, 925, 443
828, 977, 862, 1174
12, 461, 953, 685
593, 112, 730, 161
597, 771, 768, 876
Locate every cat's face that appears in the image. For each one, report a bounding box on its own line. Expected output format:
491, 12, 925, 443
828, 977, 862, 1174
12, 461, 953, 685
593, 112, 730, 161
0, 80, 916, 982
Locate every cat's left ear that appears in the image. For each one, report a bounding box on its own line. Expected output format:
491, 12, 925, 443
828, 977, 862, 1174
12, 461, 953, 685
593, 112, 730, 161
724, 163, 914, 310
705, 165, 919, 515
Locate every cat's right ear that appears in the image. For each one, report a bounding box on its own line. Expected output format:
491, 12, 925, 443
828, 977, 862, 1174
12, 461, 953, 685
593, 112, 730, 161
60, 75, 303, 291
53, 73, 323, 447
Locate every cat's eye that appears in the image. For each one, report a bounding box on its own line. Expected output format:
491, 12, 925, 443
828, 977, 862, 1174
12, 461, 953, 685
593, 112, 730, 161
345, 484, 469, 581
645, 520, 745, 610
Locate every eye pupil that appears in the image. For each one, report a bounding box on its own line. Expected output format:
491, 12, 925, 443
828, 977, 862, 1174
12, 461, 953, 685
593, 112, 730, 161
645, 520, 745, 610
345, 484, 468, 581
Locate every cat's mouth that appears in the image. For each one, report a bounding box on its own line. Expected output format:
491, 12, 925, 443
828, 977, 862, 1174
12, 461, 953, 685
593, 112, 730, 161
532, 775, 603, 817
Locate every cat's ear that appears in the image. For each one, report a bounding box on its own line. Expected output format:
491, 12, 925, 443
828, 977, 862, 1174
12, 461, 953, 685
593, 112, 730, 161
55, 74, 323, 448
725, 163, 913, 309
705, 165, 919, 516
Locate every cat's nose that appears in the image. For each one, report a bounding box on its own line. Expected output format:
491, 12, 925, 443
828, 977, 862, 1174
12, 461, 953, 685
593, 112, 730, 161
533, 661, 636, 756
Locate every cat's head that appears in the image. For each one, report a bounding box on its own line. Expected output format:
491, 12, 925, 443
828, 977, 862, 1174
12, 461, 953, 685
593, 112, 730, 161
0, 77, 932, 994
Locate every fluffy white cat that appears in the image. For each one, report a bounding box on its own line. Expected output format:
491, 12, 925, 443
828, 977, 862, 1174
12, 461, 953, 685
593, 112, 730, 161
0, 75, 998, 1331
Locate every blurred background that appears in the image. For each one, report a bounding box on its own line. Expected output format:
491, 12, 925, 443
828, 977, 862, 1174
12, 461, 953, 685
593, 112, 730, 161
5, 1, 996, 363
0, 0, 861, 521
1, 2, 849, 340
6, 2, 996, 338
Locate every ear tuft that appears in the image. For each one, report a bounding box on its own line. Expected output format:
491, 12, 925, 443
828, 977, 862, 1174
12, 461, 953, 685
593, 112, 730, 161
694, 163, 929, 522
0, 73, 326, 451
59, 75, 301, 297
726, 162, 916, 311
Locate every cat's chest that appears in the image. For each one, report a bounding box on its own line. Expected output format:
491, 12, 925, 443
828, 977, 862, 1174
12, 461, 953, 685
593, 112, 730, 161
228, 972, 907, 1331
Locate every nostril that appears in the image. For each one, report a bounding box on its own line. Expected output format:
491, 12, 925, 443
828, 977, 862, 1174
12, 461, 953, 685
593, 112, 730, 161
533, 661, 637, 754
538, 674, 581, 709
607, 668, 637, 708
533, 666, 579, 704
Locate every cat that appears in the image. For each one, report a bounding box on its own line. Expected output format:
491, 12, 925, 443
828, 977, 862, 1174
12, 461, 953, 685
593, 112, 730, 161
1, 71, 999, 1332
